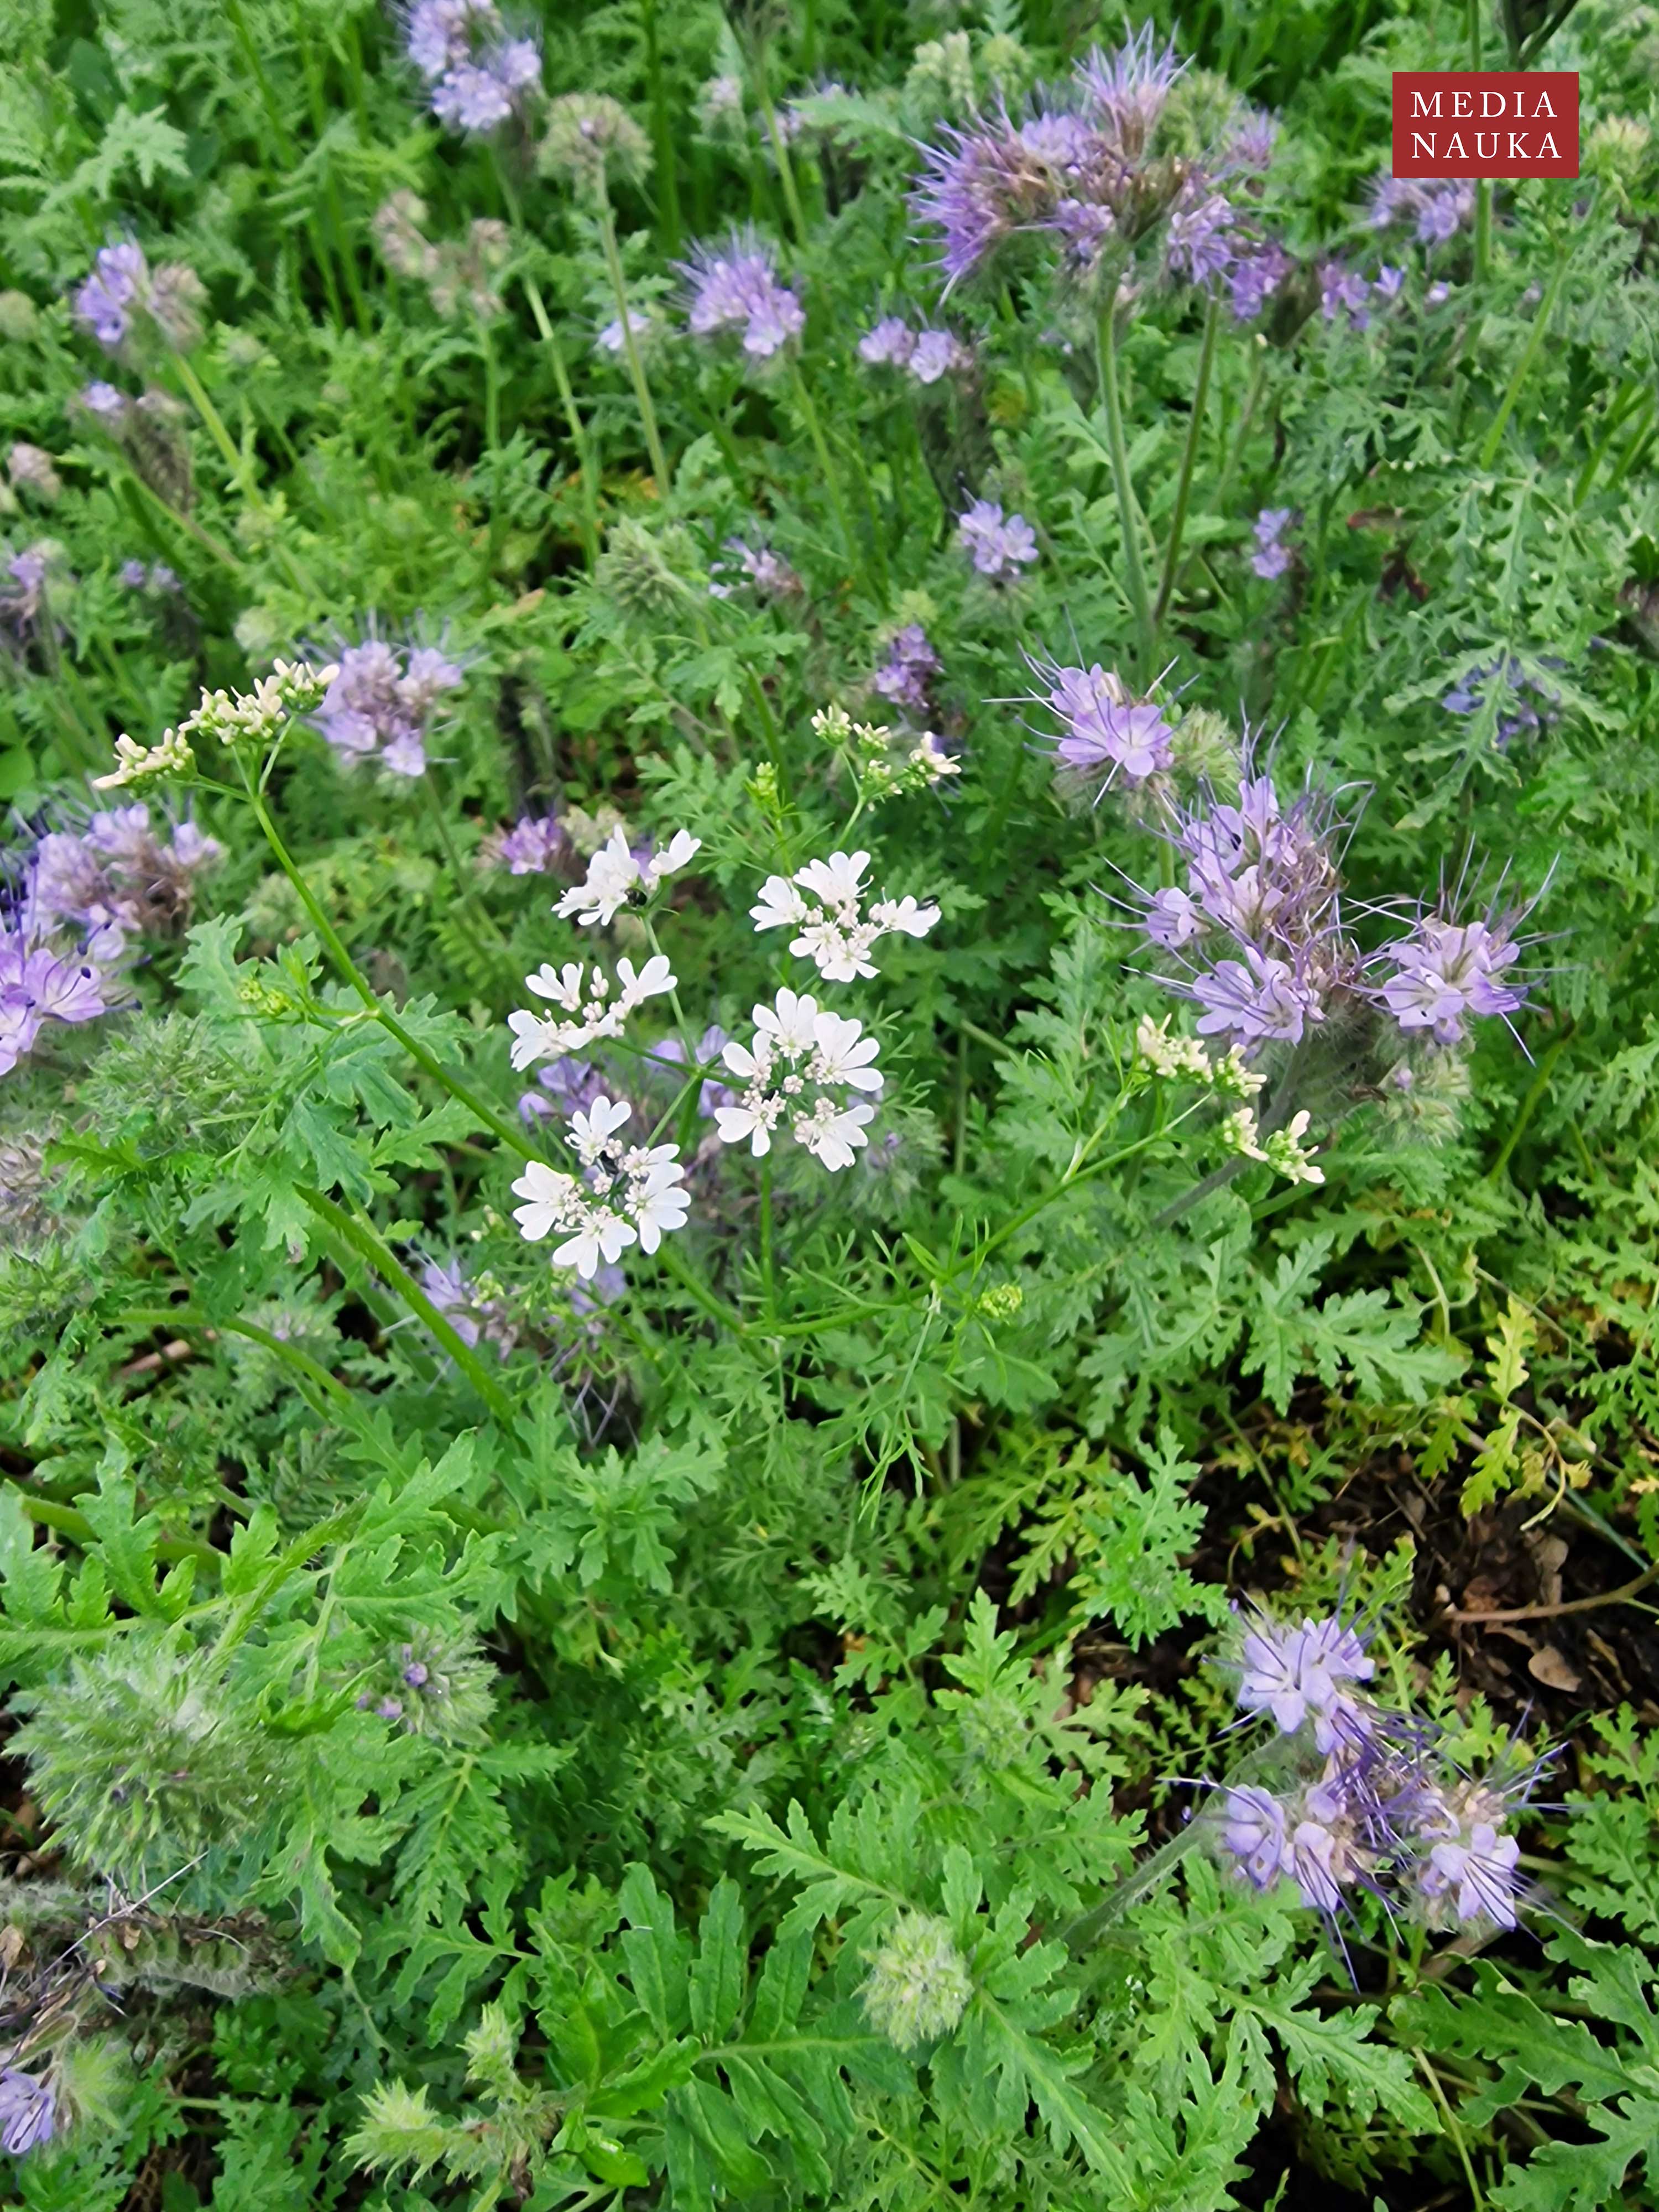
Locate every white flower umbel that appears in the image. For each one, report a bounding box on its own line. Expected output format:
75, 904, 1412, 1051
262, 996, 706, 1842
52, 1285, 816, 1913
506, 953, 675, 1068
1220, 1105, 1326, 1187
750, 848, 940, 983
1134, 1014, 1266, 1098
556, 824, 701, 927
511, 1094, 691, 1279
714, 987, 883, 1170
811, 702, 959, 805
93, 659, 338, 789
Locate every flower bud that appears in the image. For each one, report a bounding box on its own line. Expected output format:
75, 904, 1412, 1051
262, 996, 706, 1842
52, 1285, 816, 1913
860, 1912, 972, 2049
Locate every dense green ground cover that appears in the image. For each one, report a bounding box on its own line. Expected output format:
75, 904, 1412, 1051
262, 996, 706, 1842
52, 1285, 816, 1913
3, 0, 1659, 2203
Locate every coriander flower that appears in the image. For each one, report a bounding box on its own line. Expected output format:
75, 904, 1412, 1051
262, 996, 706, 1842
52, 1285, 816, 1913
510, 1094, 689, 1279
715, 987, 882, 1169
749, 849, 940, 983
507, 952, 676, 1067
556, 825, 700, 927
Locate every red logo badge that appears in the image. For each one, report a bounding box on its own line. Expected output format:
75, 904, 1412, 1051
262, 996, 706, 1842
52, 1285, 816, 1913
1391, 72, 1579, 178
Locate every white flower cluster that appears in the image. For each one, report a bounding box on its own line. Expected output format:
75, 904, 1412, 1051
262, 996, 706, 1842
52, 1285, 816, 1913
94, 659, 338, 789
752, 849, 940, 983
557, 825, 701, 927
714, 987, 883, 1169
510, 1096, 690, 1278
1221, 1105, 1326, 1187
1134, 1014, 1265, 1098
811, 702, 960, 804
92, 725, 197, 790
507, 953, 676, 1068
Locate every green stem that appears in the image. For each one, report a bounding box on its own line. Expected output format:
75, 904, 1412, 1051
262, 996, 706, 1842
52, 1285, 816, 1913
594, 184, 671, 494
750, 48, 807, 247
1097, 287, 1156, 682
789, 364, 862, 592
1153, 288, 1222, 634
520, 272, 600, 565
758, 1157, 776, 1323
1478, 248, 1570, 470
241, 770, 533, 1161
295, 1186, 518, 1425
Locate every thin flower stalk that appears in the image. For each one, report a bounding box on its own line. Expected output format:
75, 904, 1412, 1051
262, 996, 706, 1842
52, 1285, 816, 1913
1097, 289, 1156, 680
593, 173, 671, 493
1152, 288, 1221, 631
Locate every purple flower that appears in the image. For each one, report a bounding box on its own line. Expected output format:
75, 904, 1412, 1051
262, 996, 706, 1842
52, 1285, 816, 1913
1039, 660, 1172, 785
420, 1254, 518, 1360
680, 233, 804, 360
1224, 107, 1279, 173
312, 634, 463, 779
492, 815, 569, 874
1375, 263, 1405, 301
1373, 911, 1527, 1047
73, 241, 149, 351
859, 316, 916, 367
1191, 948, 1323, 1047
1422, 1820, 1522, 1927
872, 625, 941, 714
1286, 1816, 1348, 1913
957, 498, 1038, 582
519, 1052, 606, 1126
909, 113, 1039, 291
644, 1024, 735, 1118
908, 328, 968, 385
1319, 261, 1371, 330
1368, 173, 1474, 246
1166, 191, 1237, 286
1076, 22, 1183, 158
78, 379, 131, 422
1250, 507, 1295, 580
0, 2069, 54, 2157
118, 559, 149, 589
708, 537, 802, 603
0, 930, 108, 1074
1228, 240, 1291, 322
1222, 1785, 1288, 1888
1236, 1611, 1371, 1734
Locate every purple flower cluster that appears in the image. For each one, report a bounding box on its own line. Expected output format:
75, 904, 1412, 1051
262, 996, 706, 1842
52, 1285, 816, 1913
1217, 1607, 1534, 1933
1133, 764, 1353, 1051
1368, 174, 1475, 246
25, 804, 220, 947
680, 233, 804, 361
71, 242, 203, 355
0, 932, 106, 1077
1251, 507, 1295, 580
957, 499, 1038, 583
403, 0, 541, 134
312, 637, 464, 779
1031, 658, 1173, 789
871, 625, 941, 716
1129, 746, 1537, 1060
911, 25, 1261, 293
857, 317, 972, 385
519, 1051, 606, 1128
